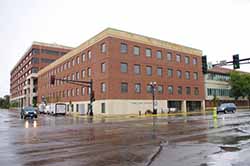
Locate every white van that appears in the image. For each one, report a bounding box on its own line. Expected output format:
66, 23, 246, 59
38, 103, 46, 114
47, 103, 66, 115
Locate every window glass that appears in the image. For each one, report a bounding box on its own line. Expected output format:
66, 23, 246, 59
177, 70, 182, 79
168, 68, 173, 77
133, 46, 140, 56
88, 51, 91, 59
157, 67, 163, 76
82, 53, 86, 62
185, 56, 190, 64
121, 82, 128, 93
156, 51, 162, 59
185, 71, 190, 80
158, 85, 163, 93
87, 68, 91, 77
176, 54, 181, 62
120, 63, 128, 73
120, 43, 128, 53
168, 85, 173, 95
167, 52, 172, 61
146, 66, 152, 76
186, 87, 191, 95
101, 43, 106, 53
101, 83, 106, 92
134, 64, 141, 75
146, 48, 152, 57
194, 87, 199, 95
82, 69, 85, 78
134, 83, 141, 93
101, 63, 106, 73
193, 72, 198, 80
193, 58, 197, 65
177, 86, 182, 95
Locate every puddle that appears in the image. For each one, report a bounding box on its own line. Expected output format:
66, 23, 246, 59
220, 146, 241, 152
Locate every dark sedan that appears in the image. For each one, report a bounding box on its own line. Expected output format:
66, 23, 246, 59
20, 107, 38, 119
217, 103, 236, 114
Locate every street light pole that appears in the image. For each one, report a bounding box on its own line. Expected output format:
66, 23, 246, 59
150, 81, 157, 114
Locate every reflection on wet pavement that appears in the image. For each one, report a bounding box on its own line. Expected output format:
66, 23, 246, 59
1, 109, 250, 166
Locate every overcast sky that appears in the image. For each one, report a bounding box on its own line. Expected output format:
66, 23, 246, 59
0, 0, 250, 97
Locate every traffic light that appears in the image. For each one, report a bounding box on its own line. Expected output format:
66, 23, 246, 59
202, 56, 208, 74
50, 75, 56, 85
90, 90, 95, 102
233, 54, 240, 69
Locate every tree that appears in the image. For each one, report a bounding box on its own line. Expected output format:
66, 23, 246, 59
229, 71, 250, 108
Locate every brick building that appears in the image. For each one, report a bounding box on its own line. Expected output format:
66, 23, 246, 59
10, 42, 72, 107
38, 28, 205, 115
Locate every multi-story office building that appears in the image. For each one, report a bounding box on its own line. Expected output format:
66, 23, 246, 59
205, 66, 248, 108
10, 42, 72, 107
38, 28, 205, 115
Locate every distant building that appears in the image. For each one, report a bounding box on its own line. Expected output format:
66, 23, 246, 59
204, 66, 248, 108
10, 42, 72, 107
38, 28, 205, 115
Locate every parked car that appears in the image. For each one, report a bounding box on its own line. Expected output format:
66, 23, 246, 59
217, 103, 236, 114
20, 106, 38, 119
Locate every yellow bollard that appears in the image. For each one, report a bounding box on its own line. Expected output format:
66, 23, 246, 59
213, 107, 217, 119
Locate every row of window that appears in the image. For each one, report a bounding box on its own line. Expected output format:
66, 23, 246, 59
47, 83, 199, 98
207, 88, 230, 97
121, 63, 199, 80
207, 73, 230, 82
120, 43, 198, 65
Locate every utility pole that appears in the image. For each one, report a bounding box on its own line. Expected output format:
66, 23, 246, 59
50, 75, 95, 116
150, 81, 157, 114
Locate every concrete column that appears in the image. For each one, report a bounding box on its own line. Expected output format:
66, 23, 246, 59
182, 100, 187, 113
201, 100, 206, 113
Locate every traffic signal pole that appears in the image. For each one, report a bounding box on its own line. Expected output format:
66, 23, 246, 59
50, 75, 95, 116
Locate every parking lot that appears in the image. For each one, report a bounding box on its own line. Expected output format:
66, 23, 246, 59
1, 109, 250, 166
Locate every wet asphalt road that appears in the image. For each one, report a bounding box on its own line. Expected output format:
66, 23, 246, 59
1, 109, 250, 166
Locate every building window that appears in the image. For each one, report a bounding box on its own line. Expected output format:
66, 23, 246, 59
193, 72, 198, 80
156, 50, 162, 59
87, 68, 91, 77
120, 63, 128, 73
67, 90, 71, 97
185, 56, 190, 64
76, 88, 80, 96
101, 43, 106, 53
76, 72, 80, 80
82, 87, 85, 96
157, 67, 163, 76
147, 85, 152, 93
194, 87, 199, 96
176, 54, 181, 62
134, 83, 141, 93
82, 69, 85, 78
158, 85, 163, 94
193, 58, 197, 65
167, 52, 172, 61
82, 53, 86, 62
101, 63, 106, 73
72, 58, 75, 67
133, 46, 140, 56
177, 70, 182, 79
168, 85, 173, 95
68, 61, 71, 69
168, 68, 173, 78
185, 71, 190, 80
71, 89, 75, 97
88, 51, 91, 60
121, 82, 128, 93
76, 56, 80, 64
101, 103, 105, 113
186, 87, 191, 95
146, 48, 152, 57
177, 86, 182, 95
120, 43, 128, 53
134, 64, 141, 75
31, 58, 39, 64
101, 83, 106, 93
146, 66, 152, 76
72, 73, 75, 80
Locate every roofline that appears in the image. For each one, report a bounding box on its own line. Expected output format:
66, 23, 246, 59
38, 27, 202, 76
11, 42, 73, 73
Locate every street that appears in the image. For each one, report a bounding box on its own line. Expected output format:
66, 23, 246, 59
1, 109, 250, 166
